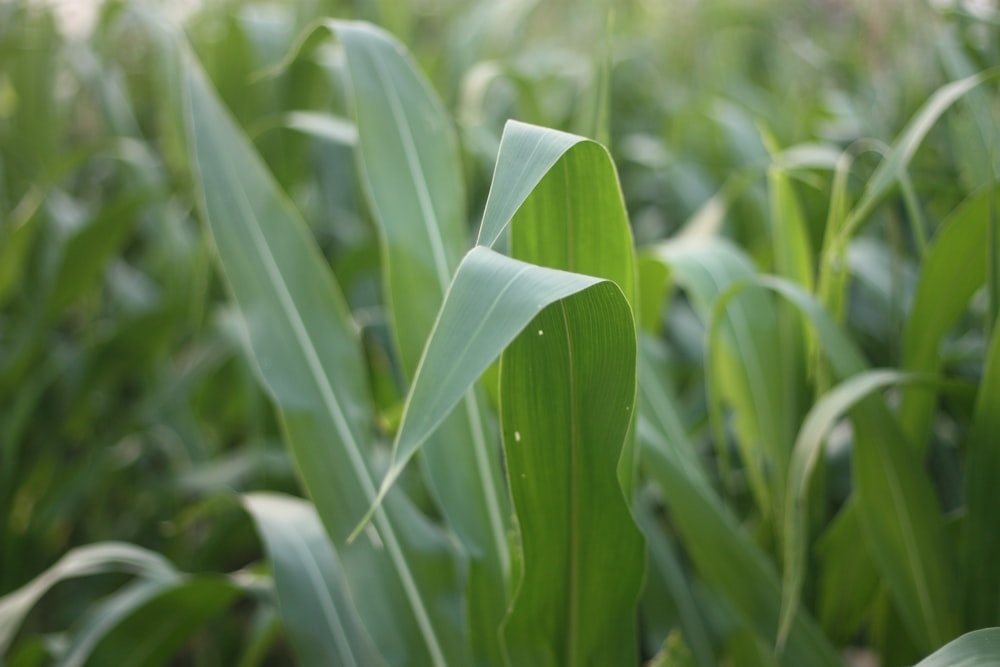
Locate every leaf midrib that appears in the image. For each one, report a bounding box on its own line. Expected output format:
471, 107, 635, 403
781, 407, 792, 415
185, 63, 449, 667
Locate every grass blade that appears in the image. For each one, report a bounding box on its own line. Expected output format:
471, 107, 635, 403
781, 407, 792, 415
778, 370, 942, 650
842, 68, 1000, 240
717, 274, 960, 652
57, 577, 241, 667
651, 238, 793, 527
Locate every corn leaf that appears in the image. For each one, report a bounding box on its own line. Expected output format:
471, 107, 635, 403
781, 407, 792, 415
649, 237, 793, 528
912, 628, 1000, 667
0, 543, 176, 654
499, 281, 641, 665
898, 186, 999, 452
636, 337, 841, 667
56, 577, 241, 667
720, 274, 960, 652
778, 369, 943, 649
243, 493, 387, 667
329, 22, 511, 664
174, 38, 468, 666
962, 316, 1000, 627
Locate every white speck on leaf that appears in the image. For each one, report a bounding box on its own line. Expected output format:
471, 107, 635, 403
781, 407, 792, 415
537, 329, 544, 336
514, 431, 521, 442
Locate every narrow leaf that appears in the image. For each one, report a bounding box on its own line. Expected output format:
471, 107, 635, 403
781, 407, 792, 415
898, 186, 999, 452
0, 542, 176, 654
912, 628, 1000, 667
637, 337, 841, 667
173, 34, 467, 666
243, 493, 387, 667
777, 370, 942, 650
962, 315, 1000, 627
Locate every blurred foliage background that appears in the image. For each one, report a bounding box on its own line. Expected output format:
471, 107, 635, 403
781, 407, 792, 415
1, 0, 998, 664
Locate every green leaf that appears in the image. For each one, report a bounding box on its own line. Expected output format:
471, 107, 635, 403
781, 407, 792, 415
637, 336, 841, 667
487, 120, 638, 494
649, 237, 793, 528
912, 628, 1000, 667
635, 493, 715, 667
243, 493, 387, 667
814, 501, 880, 644
499, 281, 642, 666
962, 315, 1000, 627
173, 34, 468, 666
359, 246, 607, 514
898, 186, 999, 452
843, 68, 1000, 239
329, 22, 511, 664
0, 542, 176, 655
56, 576, 241, 667
777, 369, 943, 650
713, 273, 960, 652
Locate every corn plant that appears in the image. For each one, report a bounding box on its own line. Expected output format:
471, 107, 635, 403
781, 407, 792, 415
2, 1, 1000, 666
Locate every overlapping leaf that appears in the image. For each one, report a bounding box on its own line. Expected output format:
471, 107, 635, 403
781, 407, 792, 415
173, 34, 467, 666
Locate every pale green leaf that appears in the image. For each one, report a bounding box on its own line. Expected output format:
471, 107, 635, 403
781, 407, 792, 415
174, 35, 468, 666
912, 628, 1000, 667
243, 493, 387, 667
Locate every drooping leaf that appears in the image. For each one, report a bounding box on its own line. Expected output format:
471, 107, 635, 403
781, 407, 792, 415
356, 246, 608, 515
243, 493, 387, 667
57, 576, 241, 667
843, 68, 1000, 237
648, 237, 793, 529
0, 542, 176, 654
912, 628, 1000, 667
777, 369, 944, 649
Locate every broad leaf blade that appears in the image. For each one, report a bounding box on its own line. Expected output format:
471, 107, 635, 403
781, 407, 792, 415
500, 284, 642, 666
368, 245, 605, 503
488, 120, 639, 495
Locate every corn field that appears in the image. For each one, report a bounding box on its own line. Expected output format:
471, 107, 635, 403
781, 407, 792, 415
1, 0, 999, 665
